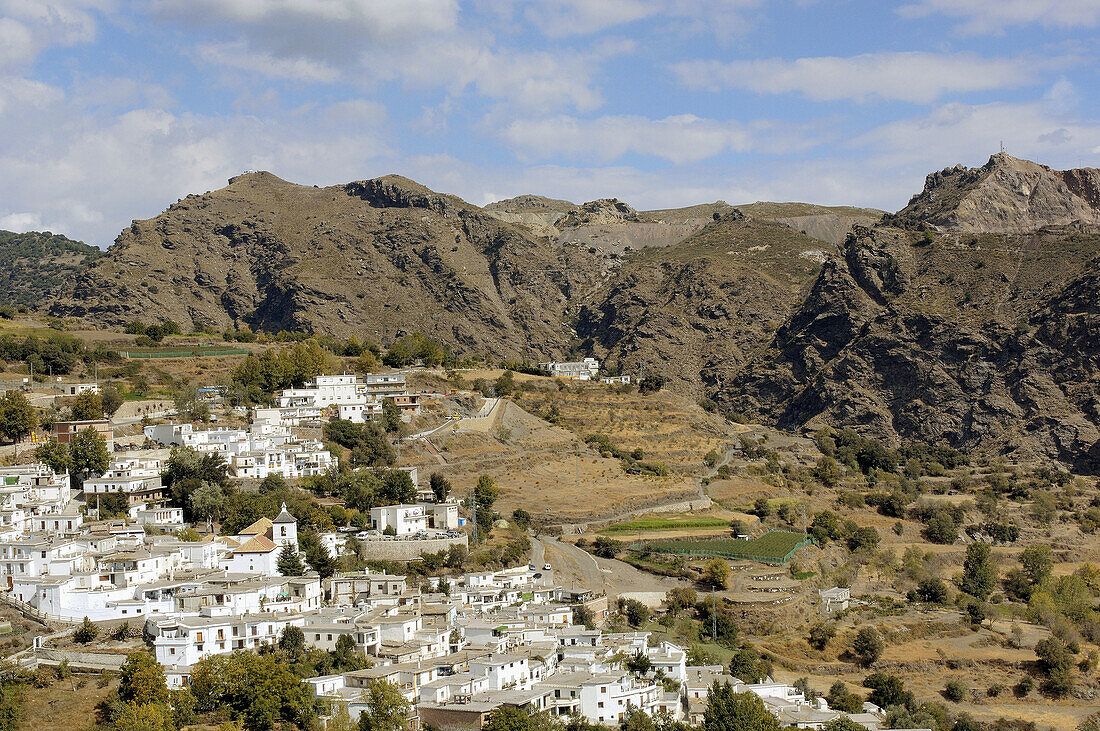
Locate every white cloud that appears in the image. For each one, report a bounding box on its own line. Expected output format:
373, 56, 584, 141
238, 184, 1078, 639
674, 52, 1054, 103
519, 0, 659, 36
499, 113, 818, 163
898, 0, 1100, 34
853, 90, 1100, 172
0, 81, 395, 244
0, 0, 111, 65
196, 43, 340, 83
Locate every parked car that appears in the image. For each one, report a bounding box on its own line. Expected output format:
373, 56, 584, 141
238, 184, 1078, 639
543, 563, 552, 571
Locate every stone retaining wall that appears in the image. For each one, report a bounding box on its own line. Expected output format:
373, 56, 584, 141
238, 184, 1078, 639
358, 534, 468, 561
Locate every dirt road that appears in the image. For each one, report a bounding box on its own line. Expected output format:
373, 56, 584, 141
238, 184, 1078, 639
533, 535, 686, 602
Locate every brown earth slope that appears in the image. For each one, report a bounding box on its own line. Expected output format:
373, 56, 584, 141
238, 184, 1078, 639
50, 173, 604, 359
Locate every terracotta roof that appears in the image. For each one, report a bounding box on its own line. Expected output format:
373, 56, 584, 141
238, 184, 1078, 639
239, 517, 273, 536
232, 535, 278, 554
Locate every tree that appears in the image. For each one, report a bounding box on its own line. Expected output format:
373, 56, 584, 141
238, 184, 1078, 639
191, 652, 314, 729
638, 375, 665, 395
703, 558, 731, 589
381, 398, 402, 433
71, 390, 103, 420
625, 650, 652, 675
960, 542, 996, 601
728, 646, 770, 683
862, 672, 913, 710
619, 598, 650, 627
188, 481, 227, 522
118, 651, 168, 706
592, 536, 621, 558
815, 455, 841, 487
0, 391, 35, 443
278, 625, 305, 657
1019, 544, 1053, 586
914, 577, 949, 604
334, 633, 368, 671
484, 706, 544, 731
851, 627, 884, 668
847, 526, 880, 552
703, 681, 780, 731
473, 474, 498, 540
429, 473, 451, 503
100, 386, 123, 417
74, 616, 98, 643
494, 370, 515, 397
1035, 637, 1075, 697
808, 623, 836, 651
34, 439, 70, 474
358, 678, 411, 731
278, 545, 306, 576
114, 702, 174, 731
69, 427, 109, 484
665, 587, 697, 613
511, 508, 531, 529
823, 719, 867, 731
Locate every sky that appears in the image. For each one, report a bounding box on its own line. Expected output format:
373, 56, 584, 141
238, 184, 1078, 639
1, 0, 1098, 247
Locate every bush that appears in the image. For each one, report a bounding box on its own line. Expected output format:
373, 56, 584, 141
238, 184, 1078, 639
851, 627, 884, 668
74, 616, 98, 643
943, 679, 967, 702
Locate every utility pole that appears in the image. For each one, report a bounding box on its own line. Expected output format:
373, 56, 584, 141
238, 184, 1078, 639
575, 438, 580, 494
711, 587, 717, 641
470, 489, 477, 544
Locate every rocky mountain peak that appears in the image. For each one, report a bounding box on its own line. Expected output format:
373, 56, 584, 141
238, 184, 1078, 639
555, 198, 648, 228
888, 152, 1100, 233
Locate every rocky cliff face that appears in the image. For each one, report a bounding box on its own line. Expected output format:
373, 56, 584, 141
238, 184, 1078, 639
889, 153, 1100, 233
730, 222, 1100, 470
49, 172, 602, 360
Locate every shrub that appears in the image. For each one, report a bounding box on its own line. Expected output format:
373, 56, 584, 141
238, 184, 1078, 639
943, 679, 967, 702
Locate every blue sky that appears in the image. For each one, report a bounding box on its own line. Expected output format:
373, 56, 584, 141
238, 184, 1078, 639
1, 0, 1098, 246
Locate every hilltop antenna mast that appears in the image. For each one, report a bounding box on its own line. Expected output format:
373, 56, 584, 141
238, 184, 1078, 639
1000, 140, 1006, 154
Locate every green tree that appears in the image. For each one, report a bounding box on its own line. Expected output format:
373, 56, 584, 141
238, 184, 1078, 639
0, 391, 35, 443
278, 545, 306, 576
851, 627, 884, 668
190, 652, 315, 729
358, 678, 411, 731
114, 702, 174, 731
118, 651, 168, 706
473, 474, 498, 540
100, 386, 123, 417
808, 623, 836, 651
1019, 544, 1053, 586
638, 375, 666, 395
494, 370, 515, 397
1034, 637, 1075, 697
815, 455, 841, 487
703, 681, 780, 731
429, 473, 451, 502
73, 617, 98, 643
188, 481, 227, 522
69, 427, 109, 484
71, 390, 103, 420
381, 398, 402, 433
703, 558, 731, 589
823, 719, 867, 731
33, 439, 70, 474
862, 672, 913, 710
847, 526, 880, 552
728, 646, 770, 683
278, 625, 305, 657
960, 542, 996, 601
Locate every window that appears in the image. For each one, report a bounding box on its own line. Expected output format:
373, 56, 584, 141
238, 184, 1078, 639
196, 632, 203, 642
598, 702, 604, 709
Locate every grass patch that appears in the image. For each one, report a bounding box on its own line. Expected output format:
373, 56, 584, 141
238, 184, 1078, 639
637, 530, 814, 564
600, 516, 730, 534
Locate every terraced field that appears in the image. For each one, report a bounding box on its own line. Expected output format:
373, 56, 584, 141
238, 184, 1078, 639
638, 530, 813, 564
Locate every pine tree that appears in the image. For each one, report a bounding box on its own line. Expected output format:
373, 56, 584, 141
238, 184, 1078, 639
277, 544, 305, 576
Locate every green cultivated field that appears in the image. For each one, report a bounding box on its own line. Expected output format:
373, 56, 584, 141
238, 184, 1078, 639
638, 530, 813, 564
599, 516, 731, 533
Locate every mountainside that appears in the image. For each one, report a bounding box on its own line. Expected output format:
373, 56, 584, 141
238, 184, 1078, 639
576, 210, 830, 395
730, 222, 1100, 469
17, 153, 1100, 469
0, 230, 101, 307
888, 153, 1100, 233
49, 172, 605, 359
